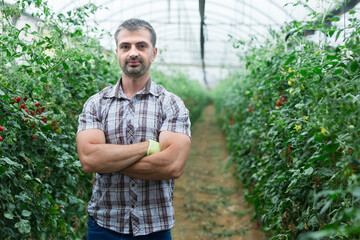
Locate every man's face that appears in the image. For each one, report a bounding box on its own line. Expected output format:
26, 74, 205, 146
116, 28, 157, 78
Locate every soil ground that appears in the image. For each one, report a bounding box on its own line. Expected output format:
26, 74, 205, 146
172, 105, 265, 240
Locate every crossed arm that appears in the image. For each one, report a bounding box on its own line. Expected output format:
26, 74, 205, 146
76, 129, 191, 180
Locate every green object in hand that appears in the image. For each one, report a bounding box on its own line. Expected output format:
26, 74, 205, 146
146, 139, 161, 156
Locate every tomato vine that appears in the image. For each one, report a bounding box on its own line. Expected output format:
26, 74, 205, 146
214, 4, 360, 240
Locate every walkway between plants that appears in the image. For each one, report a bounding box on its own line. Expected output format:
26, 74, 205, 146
172, 105, 264, 240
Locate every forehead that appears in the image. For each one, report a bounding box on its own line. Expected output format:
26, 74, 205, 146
117, 28, 152, 45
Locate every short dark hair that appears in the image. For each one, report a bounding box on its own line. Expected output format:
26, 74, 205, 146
114, 18, 156, 48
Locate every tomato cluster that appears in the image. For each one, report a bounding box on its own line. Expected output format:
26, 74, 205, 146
6, 96, 61, 142
275, 94, 288, 107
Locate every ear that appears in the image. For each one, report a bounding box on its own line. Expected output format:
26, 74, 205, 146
151, 47, 158, 62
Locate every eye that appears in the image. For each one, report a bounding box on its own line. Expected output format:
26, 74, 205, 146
120, 45, 129, 50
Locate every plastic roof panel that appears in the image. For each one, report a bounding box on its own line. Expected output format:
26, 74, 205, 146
6, 0, 359, 86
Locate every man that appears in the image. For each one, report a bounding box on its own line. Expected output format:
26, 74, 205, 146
76, 18, 191, 240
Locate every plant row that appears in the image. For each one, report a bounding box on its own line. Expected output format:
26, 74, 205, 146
0, 1, 208, 239
213, 7, 360, 240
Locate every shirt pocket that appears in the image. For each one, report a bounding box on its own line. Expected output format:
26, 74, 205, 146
137, 99, 163, 141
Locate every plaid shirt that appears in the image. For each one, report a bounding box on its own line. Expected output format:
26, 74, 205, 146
77, 79, 191, 236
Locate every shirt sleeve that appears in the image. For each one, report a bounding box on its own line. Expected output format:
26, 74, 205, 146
160, 94, 191, 138
77, 95, 104, 135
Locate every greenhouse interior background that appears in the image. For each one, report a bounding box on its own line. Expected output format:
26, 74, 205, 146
5, 0, 360, 87
1, 0, 360, 239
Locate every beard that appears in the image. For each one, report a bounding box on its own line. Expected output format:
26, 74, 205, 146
121, 57, 150, 78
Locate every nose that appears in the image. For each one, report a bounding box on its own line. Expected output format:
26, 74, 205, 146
129, 45, 139, 58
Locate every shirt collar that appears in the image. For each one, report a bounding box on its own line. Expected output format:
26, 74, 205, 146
104, 78, 161, 99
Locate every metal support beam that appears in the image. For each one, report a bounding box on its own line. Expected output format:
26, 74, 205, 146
199, 0, 208, 88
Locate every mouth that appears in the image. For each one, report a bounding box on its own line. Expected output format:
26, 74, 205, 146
126, 59, 141, 67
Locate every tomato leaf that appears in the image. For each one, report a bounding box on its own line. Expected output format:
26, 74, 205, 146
285, 55, 296, 65
313, 67, 323, 75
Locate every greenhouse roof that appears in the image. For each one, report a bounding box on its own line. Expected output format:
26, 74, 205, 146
6, 0, 360, 86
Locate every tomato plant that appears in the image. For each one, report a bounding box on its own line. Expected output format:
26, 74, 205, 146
213, 4, 360, 240
0, 1, 208, 239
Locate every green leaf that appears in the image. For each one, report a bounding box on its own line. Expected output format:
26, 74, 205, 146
320, 199, 332, 215
23, 174, 32, 180
313, 67, 323, 75
319, 168, 333, 177
0, 89, 4, 95
304, 166, 313, 175
4, 212, 14, 219
352, 187, 360, 198
309, 215, 319, 224
300, 69, 308, 76
15, 219, 31, 234
328, 16, 340, 22
37, 41, 45, 46
333, 68, 342, 75
285, 55, 296, 65
1, 157, 23, 168
35, 178, 42, 183
328, 29, 335, 38
63, 62, 69, 70
2, 227, 16, 238
0, 166, 6, 174
335, 29, 343, 41
349, 61, 358, 72
295, 103, 305, 109
271, 195, 279, 204
21, 210, 32, 217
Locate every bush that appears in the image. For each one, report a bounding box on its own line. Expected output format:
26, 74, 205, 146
213, 6, 360, 240
0, 1, 120, 239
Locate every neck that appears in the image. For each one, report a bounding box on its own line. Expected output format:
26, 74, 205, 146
121, 73, 150, 99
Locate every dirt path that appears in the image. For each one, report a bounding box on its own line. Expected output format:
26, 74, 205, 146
172, 105, 264, 240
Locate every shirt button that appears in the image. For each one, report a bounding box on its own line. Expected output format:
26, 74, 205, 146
132, 183, 135, 187
130, 140, 133, 144
132, 205, 135, 209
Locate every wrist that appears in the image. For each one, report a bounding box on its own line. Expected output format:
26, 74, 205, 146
146, 139, 161, 156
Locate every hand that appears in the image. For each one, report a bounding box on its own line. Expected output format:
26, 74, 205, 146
146, 139, 161, 156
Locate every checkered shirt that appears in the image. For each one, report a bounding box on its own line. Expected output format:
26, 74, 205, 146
77, 79, 191, 236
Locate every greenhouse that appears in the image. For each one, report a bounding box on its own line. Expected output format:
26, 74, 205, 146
1, 0, 359, 239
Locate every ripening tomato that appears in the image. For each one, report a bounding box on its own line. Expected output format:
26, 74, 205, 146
0, 126, 4, 131
49, 120, 56, 126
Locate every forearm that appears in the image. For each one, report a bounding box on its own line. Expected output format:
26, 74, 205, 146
120, 144, 188, 180
78, 141, 149, 174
